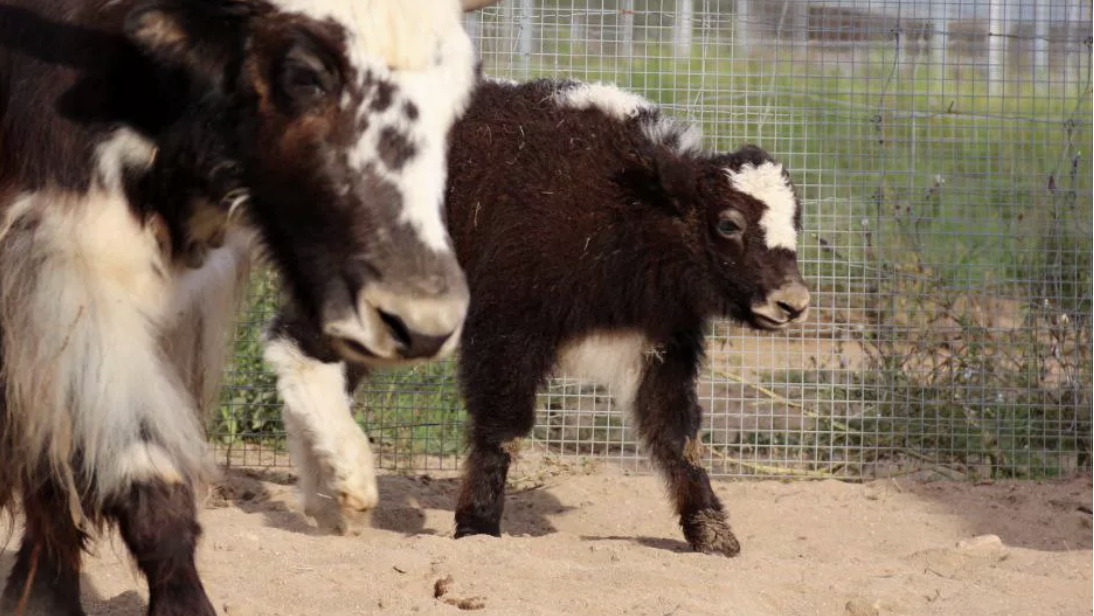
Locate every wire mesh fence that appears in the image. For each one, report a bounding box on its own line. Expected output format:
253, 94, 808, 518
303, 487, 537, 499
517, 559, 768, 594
212, 0, 1093, 481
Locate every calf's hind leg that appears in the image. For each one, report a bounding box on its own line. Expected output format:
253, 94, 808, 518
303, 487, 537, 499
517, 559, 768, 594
635, 334, 740, 557
0, 482, 86, 616
454, 334, 550, 539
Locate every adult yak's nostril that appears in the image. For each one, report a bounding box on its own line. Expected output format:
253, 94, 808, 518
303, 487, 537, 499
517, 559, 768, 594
400, 331, 451, 359
377, 309, 453, 359
377, 309, 413, 349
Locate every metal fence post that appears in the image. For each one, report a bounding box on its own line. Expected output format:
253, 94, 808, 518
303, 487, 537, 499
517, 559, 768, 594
675, 0, 694, 59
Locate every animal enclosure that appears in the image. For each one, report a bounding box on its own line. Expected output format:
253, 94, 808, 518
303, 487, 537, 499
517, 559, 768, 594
215, 0, 1094, 482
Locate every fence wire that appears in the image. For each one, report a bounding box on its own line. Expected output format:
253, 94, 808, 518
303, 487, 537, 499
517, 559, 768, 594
214, 0, 1093, 481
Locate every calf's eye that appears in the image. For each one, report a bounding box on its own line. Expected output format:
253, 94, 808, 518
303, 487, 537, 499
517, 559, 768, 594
715, 210, 747, 239
717, 219, 740, 236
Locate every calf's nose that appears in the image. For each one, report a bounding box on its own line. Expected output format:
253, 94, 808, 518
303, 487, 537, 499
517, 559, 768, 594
769, 281, 810, 322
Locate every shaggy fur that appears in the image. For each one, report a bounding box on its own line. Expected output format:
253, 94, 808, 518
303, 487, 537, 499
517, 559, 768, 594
0, 0, 498, 613
268, 77, 811, 557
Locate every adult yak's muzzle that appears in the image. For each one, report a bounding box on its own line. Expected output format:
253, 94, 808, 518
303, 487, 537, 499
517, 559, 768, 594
321, 241, 469, 365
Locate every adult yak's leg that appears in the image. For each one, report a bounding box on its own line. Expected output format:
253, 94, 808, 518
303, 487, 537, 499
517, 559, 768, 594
104, 481, 214, 616
635, 329, 739, 557
100, 242, 253, 616
0, 191, 219, 615
264, 309, 378, 534
454, 327, 552, 539
0, 480, 86, 616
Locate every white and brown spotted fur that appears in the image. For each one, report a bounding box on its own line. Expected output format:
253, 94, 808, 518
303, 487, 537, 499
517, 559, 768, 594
0, 0, 500, 614
266, 77, 811, 557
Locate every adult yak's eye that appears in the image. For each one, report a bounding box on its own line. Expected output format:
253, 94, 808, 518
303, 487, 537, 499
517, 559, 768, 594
278, 40, 339, 107
284, 64, 325, 99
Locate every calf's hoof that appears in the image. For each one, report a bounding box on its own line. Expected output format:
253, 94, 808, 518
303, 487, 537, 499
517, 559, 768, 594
681, 510, 741, 557
453, 513, 501, 539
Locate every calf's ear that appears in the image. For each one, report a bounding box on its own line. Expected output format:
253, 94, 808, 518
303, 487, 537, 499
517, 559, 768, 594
621, 143, 697, 214
125, 0, 259, 88
652, 147, 697, 208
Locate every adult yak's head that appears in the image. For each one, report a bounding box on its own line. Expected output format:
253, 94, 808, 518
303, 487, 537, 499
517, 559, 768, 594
127, 0, 499, 365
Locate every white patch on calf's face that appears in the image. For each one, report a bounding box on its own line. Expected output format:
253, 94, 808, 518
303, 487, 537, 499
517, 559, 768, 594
273, 0, 477, 253
554, 331, 660, 415
554, 81, 653, 121
725, 162, 798, 252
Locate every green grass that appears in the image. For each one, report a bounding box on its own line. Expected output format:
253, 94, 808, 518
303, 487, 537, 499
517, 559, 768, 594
356, 359, 467, 463
210, 42, 1093, 478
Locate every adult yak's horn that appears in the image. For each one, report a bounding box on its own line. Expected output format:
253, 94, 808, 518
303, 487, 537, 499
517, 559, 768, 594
461, 0, 503, 11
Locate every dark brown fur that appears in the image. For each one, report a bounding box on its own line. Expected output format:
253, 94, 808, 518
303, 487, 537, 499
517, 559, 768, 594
103, 482, 213, 616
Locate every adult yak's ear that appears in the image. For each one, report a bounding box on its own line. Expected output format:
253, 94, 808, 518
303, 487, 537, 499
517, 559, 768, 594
125, 0, 259, 88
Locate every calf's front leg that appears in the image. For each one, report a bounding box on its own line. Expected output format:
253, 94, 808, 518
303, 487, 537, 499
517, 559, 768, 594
454, 332, 550, 539
635, 334, 740, 557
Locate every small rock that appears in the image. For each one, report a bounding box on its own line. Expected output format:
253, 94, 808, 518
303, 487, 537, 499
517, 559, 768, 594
844, 598, 880, 616
434, 575, 454, 599
444, 596, 487, 611
955, 534, 1009, 562
956, 534, 1003, 551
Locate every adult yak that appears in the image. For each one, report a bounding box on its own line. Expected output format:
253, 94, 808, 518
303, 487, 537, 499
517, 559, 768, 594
0, 0, 500, 614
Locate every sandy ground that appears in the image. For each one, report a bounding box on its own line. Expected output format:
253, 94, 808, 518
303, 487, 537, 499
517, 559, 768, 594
2, 461, 1091, 616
